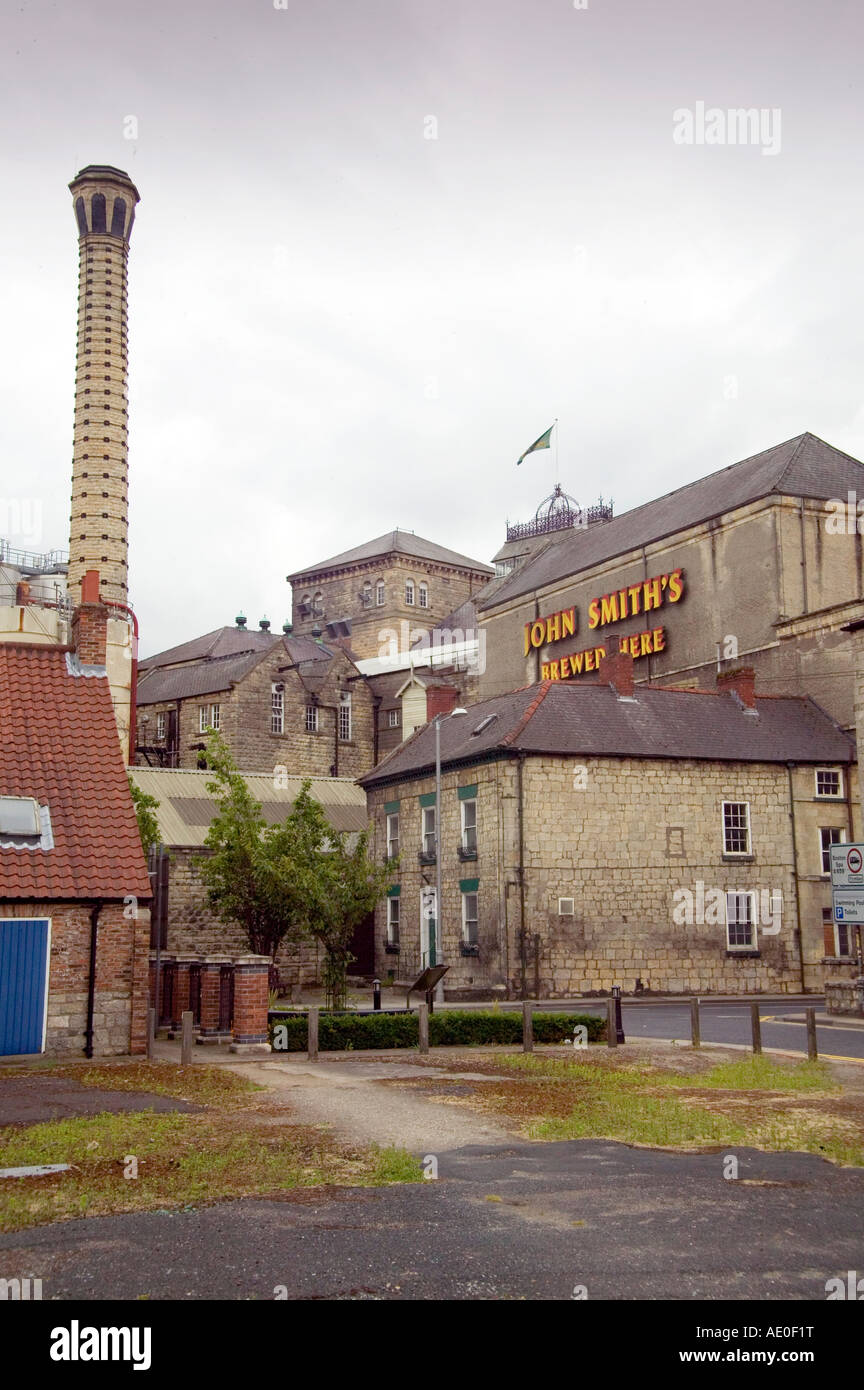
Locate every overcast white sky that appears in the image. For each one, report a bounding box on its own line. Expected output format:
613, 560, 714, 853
1, 0, 862, 657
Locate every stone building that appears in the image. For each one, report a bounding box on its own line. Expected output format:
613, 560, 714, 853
128, 767, 371, 989
477, 432, 864, 734
0, 640, 151, 1057
360, 655, 858, 1000
135, 622, 375, 778
287, 529, 493, 661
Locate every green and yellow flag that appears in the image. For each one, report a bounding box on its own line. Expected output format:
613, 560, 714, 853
517, 423, 554, 466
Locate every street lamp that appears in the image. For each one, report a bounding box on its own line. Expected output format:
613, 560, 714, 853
434, 706, 467, 1003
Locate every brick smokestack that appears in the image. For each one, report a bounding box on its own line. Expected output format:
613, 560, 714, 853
716, 666, 756, 708
601, 648, 635, 696
72, 569, 108, 666
426, 685, 458, 720
68, 165, 140, 608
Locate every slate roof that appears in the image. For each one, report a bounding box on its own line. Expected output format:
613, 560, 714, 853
0, 646, 151, 900
288, 529, 493, 579
481, 432, 864, 609
137, 650, 270, 705
359, 678, 855, 787
140, 625, 278, 671
129, 769, 368, 848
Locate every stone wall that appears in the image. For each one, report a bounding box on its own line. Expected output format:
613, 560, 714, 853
0, 899, 150, 1056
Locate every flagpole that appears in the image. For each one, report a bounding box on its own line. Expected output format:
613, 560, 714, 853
554, 417, 558, 486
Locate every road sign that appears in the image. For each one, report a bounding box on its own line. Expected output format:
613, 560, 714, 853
830, 842, 864, 924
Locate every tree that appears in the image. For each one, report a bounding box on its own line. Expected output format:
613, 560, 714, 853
195, 732, 307, 959
128, 776, 161, 857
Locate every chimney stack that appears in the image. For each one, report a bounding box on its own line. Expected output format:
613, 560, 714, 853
67, 165, 140, 609
426, 685, 459, 720
716, 666, 757, 708
601, 648, 635, 696
71, 568, 108, 666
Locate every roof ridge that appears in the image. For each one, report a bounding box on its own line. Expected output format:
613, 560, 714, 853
771, 432, 810, 493
498, 679, 554, 747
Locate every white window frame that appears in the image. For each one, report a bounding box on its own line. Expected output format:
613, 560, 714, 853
819, 825, 845, 875
422, 805, 436, 856
199, 702, 221, 734
376, 582, 385, 607
558, 897, 575, 916
387, 709, 400, 728
418, 583, 429, 608
460, 798, 477, 853
270, 684, 284, 735
405, 580, 415, 606
339, 693, 352, 742
815, 768, 843, 799
305, 704, 318, 733
386, 811, 400, 860
722, 801, 751, 856
156, 712, 166, 740
461, 890, 479, 946
386, 896, 400, 946
725, 891, 757, 950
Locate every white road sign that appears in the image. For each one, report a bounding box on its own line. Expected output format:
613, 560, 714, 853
831, 842, 864, 924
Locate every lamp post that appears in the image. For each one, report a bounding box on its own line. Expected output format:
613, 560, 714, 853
434, 706, 467, 1003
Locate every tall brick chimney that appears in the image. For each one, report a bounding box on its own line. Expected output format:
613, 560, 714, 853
601, 648, 635, 696
426, 685, 458, 720
716, 666, 756, 709
68, 165, 140, 609
71, 569, 108, 666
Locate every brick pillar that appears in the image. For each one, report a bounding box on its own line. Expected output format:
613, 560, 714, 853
426, 685, 458, 720
170, 954, 201, 1033
199, 956, 233, 1039
230, 955, 272, 1052
148, 953, 175, 1028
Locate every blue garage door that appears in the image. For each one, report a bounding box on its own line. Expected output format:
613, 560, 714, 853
0, 918, 51, 1055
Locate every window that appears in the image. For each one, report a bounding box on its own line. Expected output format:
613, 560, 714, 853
387, 895, 400, 947
386, 811, 400, 860
726, 892, 756, 950
422, 805, 436, 856
339, 692, 352, 741
198, 703, 220, 733
418, 583, 428, 608
387, 709, 400, 728
0, 796, 40, 837
820, 826, 844, 875
156, 712, 166, 740
558, 898, 575, 916
722, 801, 751, 855
376, 582, 385, 606
816, 768, 842, 798
271, 684, 284, 735
305, 704, 318, 733
361, 582, 372, 607
461, 798, 477, 853
824, 906, 853, 959
405, 580, 415, 606
461, 891, 479, 947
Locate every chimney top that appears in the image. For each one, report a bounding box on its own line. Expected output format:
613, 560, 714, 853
716, 666, 757, 709
235, 613, 247, 629
259, 617, 271, 632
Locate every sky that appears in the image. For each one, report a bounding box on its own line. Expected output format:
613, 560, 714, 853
1, 0, 862, 657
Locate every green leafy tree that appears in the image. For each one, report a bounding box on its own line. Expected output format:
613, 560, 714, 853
128, 776, 161, 857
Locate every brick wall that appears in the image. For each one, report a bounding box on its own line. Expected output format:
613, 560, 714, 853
0, 899, 150, 1056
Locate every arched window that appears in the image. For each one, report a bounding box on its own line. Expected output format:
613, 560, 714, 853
405, 579, 415, 606
376, 581, 385, 607
418, 582, 429, 608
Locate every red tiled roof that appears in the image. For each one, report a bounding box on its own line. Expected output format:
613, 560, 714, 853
0, 646, 152, 900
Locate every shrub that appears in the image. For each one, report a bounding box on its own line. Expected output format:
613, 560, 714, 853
268, 1009, 605, 1052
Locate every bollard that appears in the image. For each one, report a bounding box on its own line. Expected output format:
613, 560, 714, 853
307, 1006, 319, 1062
750, 1001, 762, 1055
418, 1002, 429, 1055
522, 1000, 533, 1053
373, 978, 381, 1011
612, 985, 625, 1044
690, 997, 701, 1049
606, 997, 618, 1048
181, 1010, 193, 1067
806, 1008, 818, 1061
147, 1007, 156, 1059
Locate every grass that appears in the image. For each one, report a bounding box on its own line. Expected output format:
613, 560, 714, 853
0, 1063, 422, 1233
478, 1052, 863, 1166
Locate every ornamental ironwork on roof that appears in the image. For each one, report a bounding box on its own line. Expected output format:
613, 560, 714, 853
505, 484, 613, 543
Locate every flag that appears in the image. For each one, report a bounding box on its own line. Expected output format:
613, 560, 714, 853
517, 423, 554, 466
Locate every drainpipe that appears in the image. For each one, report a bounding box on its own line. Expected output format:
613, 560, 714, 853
84, 901, 104, 1058
786, 764, 806, 992
517, 752, 527, 998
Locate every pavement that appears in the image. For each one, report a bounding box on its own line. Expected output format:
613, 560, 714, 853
1, 1139, 862, 1300
0, 1075, 198, 1127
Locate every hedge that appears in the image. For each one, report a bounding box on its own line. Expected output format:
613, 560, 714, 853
268, 1009, 605, 1052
